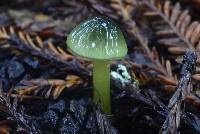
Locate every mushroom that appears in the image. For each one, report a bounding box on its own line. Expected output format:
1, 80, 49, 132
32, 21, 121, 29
67, 16, 127, 113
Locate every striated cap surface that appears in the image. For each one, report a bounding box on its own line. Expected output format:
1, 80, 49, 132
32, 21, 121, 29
67, 16, 127, 60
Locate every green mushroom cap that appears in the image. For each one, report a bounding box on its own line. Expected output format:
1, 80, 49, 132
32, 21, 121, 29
67, 16, 127, 60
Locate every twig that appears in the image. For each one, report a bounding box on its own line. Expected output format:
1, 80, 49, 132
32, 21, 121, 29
160, 51, 197, 134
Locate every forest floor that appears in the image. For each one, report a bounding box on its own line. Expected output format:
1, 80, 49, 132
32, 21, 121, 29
0, 0, 200, 133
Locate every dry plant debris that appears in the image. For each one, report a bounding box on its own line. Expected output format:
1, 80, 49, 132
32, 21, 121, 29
0, 0, 200, 133
0, 26, 90, 76
160, 51, 197, 134
142, 0, 200, 82
15, 76, 84, 99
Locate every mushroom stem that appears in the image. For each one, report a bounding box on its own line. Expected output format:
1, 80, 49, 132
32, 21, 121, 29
93, 60, 111, 114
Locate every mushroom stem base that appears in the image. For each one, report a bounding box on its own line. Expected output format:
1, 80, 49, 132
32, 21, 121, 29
93, 60, 111, 114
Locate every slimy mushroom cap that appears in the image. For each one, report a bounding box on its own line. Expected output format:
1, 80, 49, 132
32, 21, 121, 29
67, 16, 127, 60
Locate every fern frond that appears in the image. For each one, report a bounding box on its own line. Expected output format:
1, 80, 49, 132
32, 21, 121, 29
126, 48, 177, 87
14, 76, 83, 99
0, 26, 90, 76
143, 0, 200, 54
86, 0, 178, 87
142, 0, 200, 82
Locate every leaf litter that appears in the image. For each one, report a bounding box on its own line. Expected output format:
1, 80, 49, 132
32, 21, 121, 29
0, 0, 200, 134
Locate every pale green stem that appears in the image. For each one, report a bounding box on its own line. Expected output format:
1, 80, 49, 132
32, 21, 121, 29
93, 60, 111, 114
